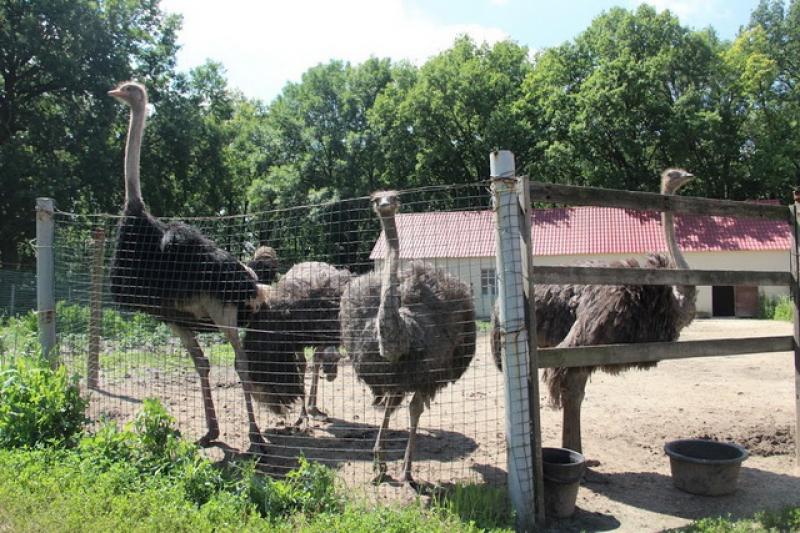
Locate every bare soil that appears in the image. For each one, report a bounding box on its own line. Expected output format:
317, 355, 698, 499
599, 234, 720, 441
82, 319, 800, 532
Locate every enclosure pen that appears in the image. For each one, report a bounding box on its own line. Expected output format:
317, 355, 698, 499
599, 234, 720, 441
43, 182, 506, 492
34, 150, 800, 528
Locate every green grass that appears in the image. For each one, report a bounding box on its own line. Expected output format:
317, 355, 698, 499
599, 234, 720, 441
676, 507, 800, 532
0, 445, 513, 533
476, 320, 492, 333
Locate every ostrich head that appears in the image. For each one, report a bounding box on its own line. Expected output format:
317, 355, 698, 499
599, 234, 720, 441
108, 81, 148, 112
661, 168, 694, 195
371, 190, 400, 218
253, 246, 277, 262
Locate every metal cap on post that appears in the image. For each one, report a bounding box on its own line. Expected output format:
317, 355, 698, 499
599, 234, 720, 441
491, 150, 537, 530
36, 197, 57, 365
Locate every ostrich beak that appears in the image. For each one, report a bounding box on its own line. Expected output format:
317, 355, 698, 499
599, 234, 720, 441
675, 171, 695, 190
108, 88, 123, 98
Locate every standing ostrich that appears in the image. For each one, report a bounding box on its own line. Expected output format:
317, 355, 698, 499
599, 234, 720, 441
491, 168, 696, 454
108, 81, 269, 450
339, 191, 477, 486
243, 261, 352, 425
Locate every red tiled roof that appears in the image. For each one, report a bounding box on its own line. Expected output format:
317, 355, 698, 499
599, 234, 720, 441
369, 207, 791, 259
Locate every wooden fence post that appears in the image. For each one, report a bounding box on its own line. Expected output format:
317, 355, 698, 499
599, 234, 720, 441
88, 227, 106, 389
518, 174, 546, 524
791, 199, 800, 466
36, 197, 57, 365
491, 150, 538, 530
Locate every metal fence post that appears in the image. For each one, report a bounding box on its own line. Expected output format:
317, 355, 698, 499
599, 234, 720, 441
88, 227, 106, 389
9, 284, 15, 317
36, 197, 57, 365
491, 150, 537, 530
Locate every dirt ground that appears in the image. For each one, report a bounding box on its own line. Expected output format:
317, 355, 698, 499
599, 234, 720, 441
81, 318, 800, 532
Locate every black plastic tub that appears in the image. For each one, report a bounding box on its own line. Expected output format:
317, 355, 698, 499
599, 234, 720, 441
664, 439, 749, 496
542, 447, 586, 518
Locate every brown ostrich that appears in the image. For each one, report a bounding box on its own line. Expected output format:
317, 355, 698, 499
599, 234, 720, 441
492, 168, 696, 454
107, 81, 271, 451
243, 261, 352, 426
339, 191, 477, 486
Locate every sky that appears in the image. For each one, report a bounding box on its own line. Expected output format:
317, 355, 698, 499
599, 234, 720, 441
159, 0, 763, 104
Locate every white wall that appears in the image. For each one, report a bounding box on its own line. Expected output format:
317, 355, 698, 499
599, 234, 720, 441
376, 248, 790, 319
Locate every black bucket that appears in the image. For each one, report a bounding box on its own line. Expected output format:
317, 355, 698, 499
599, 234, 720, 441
664, 439, 749, 496
542, 447, 586, 518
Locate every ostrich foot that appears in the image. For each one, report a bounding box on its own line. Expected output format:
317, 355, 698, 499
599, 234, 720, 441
306, 406, 328, 421
245, 430, 268, 455
371, 461, 390, 485
197, 428, 220, 447
401, 472, 420, 492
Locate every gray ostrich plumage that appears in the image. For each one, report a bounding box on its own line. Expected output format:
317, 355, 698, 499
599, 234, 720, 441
107, 81, 270, 450
243, 260, 352, 423
339, 191, 477, 485
491, 168, 697, 454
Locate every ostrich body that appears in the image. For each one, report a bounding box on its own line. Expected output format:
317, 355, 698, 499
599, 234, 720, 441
243, 261, 352, 423
491, 169, 696, 454
108, 81, 268, 449
339, 191, 477, 485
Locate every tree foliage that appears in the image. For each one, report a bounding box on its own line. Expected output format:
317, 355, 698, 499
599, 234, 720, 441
2, 0, 800, 266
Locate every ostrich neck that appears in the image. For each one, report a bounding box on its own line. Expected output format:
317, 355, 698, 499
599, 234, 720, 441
662, 210, 688, 270
662, 207, 696, 329
124, 106, 145, 212
376, 212, 409, 360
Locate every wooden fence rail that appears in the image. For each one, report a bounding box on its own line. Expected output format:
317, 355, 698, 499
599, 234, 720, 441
534, 266, 792, 287
530, 181, 789, 221
539, 336, 794, 369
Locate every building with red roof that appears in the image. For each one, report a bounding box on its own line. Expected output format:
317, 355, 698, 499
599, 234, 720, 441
370, 206, 791, 319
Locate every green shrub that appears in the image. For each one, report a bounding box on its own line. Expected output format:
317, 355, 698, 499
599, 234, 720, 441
0, 312, 39, 357
773, 297, 794, 322
758, 295, 794, 322
242, 455, 342, 519
0, 355, 88, 448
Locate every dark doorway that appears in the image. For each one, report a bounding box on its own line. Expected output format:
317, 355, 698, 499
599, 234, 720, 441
712, 286, 735, 317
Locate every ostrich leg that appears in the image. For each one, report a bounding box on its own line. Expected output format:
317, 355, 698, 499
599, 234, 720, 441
560, 368, 590, 453
169, 324, 219, 445
401, 391, 425, 486
306, 350, 327, 420
208, 304, 267, 452
372, 394, 403, 483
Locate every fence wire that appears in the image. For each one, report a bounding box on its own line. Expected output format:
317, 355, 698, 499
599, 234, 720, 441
51, 183, 510, 488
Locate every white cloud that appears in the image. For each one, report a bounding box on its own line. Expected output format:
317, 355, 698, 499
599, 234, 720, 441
161, 0, 508, 102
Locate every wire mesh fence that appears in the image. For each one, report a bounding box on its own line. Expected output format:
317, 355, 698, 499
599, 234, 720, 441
50, 183, 509, 488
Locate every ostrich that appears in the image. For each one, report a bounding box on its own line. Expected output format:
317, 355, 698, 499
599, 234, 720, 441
243, 261, 352, 426
107, 81, 270, 450
339, 191, 477, 486
248, 245, 279, 284
491, 168, 696, 454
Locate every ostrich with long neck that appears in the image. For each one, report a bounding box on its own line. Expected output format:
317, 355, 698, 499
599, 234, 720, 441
340, 191, 477, 486
108, 81, 269, 451
491, 168, 696, 454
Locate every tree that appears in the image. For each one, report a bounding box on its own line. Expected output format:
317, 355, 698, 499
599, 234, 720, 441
0, 0, 180, 265
372, 36, 533, 185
